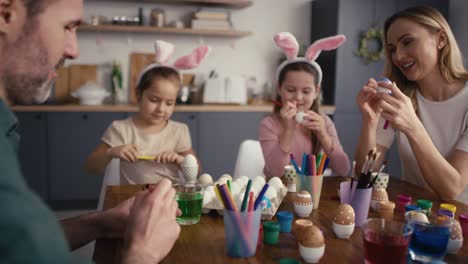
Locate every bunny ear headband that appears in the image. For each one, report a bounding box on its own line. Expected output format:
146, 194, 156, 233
274, 32, 346, 85
136, 40, 211, 86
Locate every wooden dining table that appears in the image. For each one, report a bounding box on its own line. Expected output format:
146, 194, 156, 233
93, 176, 468, 263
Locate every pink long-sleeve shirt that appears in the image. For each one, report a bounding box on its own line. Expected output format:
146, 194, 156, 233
259, 114, 350, 178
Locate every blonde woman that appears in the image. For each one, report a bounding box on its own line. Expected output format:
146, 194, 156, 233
355, 6, 468, 202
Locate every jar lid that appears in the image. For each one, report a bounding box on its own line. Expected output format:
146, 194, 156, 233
279, 258, 301, 264
397, 194, 412, 202
437, 209, 453, 218
379, 200, 395, 209
405, 204, 421, 212
440, 203, 456, 213
459, 214, 468, 223
416, 199, 433, 210
263, 221, 280, 232
276, 211, 293, 220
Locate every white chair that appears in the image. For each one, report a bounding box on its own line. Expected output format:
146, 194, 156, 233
97, 158, 120, 210
233, 139, 265, 179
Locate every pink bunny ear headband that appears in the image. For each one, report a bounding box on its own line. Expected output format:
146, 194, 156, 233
136, 40, 211, 86
274, 32, 346, 84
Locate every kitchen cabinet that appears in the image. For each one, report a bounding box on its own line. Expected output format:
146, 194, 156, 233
198, 112, 267, 179
47, 112, 125, 208
16, 112, 49, 200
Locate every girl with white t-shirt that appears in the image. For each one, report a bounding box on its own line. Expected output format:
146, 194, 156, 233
86, 41, 210, 184
355, 6, 468, 202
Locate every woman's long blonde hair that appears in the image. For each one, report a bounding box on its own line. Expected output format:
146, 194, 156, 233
383, 6, 468, 113
274, 61, 322, 155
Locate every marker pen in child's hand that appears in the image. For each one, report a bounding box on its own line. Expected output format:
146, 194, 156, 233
376, 78, 392, 130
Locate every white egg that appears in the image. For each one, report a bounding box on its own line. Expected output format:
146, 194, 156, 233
216, 177, 228, 186
251, 180, 265, 194
253, 176, 266, 186
295, 111, 306, 124
268, 177, 284, 192
202, 190, 214, 207
205, 185, 214, 192
181, 154, 197, 167
234, 176, 249, 187
229, 183, 241, 197
198, 173, 213, 187
219, 174, 233, 181
230, 181, 242, 193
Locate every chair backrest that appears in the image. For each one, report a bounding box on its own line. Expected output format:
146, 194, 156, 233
233, 139, 265, 179
97, 158, 120, 210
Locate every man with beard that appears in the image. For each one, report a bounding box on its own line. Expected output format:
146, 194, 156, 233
0, 1, 180, 263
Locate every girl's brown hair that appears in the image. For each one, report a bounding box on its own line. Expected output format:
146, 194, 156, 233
383, 6, 468, 114
135, 66, 181, 100
275, 61, 323, 155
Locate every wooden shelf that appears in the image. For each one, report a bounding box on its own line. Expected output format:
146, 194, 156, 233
12, 104, 337, 115
78, 24, 251, 38
95, 0, 253, 9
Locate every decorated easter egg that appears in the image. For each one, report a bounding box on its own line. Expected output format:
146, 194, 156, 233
333, 204, 355, 225
371, 188, 388, 202
295, 190, 312, 204
301, 225, 324, 248
295, 111, 306, 124
406, 211, 430, 224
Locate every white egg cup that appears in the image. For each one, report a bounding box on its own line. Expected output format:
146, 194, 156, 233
447, 238, 463, 254
332, 222, 355, 239
294, 202, 313, 217
299, 244, 325, 263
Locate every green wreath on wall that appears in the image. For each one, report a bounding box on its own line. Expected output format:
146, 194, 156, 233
354, 27, 385, 64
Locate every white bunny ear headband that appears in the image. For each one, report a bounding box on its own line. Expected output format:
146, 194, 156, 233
274, 32, 347, 84
136, 40, 211, 86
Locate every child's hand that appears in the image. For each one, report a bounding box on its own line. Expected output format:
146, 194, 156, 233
154, 152, 184, 165
279, 101, 298, 131
356, 78, 383, 122
301, 111, 327, 138
108, 144, 138, 162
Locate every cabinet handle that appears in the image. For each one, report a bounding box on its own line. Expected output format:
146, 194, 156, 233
82, 114, 88, 120
35, 114, 42, 120
189, 114, 196, 120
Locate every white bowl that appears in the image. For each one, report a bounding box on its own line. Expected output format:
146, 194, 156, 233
332, 222, 355, 239
71, 83, 110, 105
299, 244, 325, 263
294, 202, 313, 217
447, 238, 463, 254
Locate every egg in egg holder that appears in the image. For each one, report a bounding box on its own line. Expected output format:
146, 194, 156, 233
332, 204, 355, 239
339, 181, 373, 228
298, 225, 325, 264
446, 219, 463, 254
283, 165, 297, 193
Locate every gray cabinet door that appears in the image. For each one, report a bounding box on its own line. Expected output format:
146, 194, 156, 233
47, 112, 125, 203
198, 112, 267, 179
15, 112, 48, 200
171, 112, 199, 153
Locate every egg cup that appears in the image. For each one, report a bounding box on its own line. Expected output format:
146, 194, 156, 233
447, 238, 463, 254
332, 222, 355, 239
299, 244, 325, 263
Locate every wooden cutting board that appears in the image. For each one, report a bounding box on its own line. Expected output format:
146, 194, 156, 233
129, 53, 155, 104
54, 67, 70, 103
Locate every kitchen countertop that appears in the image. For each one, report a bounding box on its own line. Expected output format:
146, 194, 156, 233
11, 104, 336, 114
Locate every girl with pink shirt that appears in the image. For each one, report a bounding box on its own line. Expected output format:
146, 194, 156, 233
259, 32, 350, 179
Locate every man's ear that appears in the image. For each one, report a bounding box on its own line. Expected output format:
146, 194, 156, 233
0, 0, 20, 35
